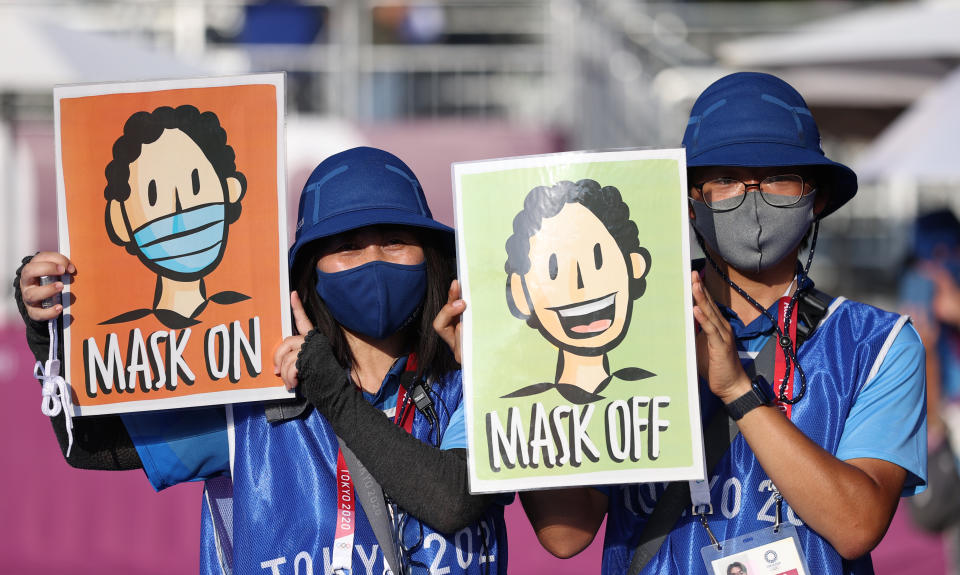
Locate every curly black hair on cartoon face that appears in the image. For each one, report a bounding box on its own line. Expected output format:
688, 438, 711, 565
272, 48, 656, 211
504, 178, 650, 326
103, 105, 247, 254
500, 178, 654, 400
97, 104, 254, 327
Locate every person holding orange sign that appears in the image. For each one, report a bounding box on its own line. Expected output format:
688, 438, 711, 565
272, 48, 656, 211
16, 146, 508, 575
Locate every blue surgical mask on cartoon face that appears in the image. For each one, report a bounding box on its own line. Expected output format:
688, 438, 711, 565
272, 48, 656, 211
315, 260, 427, 340
133, 203, 227, 277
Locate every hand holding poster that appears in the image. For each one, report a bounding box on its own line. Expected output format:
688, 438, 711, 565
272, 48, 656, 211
54, 74, 292, 415
453, 149, 704, 492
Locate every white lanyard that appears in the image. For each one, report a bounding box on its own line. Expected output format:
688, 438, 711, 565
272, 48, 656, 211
33, 315, 74, 456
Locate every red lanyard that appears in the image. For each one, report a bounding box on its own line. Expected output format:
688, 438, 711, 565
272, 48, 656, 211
394, 381, 415, 432
394, 354, 418, 432
331, 355, 419, 571
773, 296, 798, 420
332, 450, 357, 572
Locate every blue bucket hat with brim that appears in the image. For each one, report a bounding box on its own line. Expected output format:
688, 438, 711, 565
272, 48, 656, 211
682, 72, 857, 218
289, 146, 454, 270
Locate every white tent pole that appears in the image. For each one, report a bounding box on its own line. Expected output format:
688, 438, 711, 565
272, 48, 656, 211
889, 176, 919, 224
0, 99, 18, 321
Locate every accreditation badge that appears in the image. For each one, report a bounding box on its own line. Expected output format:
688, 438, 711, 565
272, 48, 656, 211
700, 524, 811, 575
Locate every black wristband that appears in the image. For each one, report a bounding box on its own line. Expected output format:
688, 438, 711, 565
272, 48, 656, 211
294, 329, 353, 417
724, 375, 774, 421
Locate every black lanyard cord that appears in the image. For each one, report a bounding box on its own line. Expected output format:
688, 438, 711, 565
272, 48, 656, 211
694, 219, 820, 405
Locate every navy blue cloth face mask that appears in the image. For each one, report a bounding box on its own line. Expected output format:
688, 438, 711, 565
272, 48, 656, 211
315, 260, 427, 339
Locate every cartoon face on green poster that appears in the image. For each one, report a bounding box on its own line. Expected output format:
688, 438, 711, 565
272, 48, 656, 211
452, 149, 704, 492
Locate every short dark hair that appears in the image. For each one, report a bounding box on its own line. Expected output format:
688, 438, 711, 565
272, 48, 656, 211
104, 105, 247, 249
293, 229, 459, 383
504, 179, 648, 320
727, 561, 747, 575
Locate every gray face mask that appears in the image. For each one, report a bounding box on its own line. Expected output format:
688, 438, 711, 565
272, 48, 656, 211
690, 191, 816, 274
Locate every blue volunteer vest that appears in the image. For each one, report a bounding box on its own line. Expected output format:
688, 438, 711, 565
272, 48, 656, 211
603, 298, 907, 575
197, 371, 508, 575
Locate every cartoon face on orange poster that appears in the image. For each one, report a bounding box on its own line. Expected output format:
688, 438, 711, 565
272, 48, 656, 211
53, 74, 292, 415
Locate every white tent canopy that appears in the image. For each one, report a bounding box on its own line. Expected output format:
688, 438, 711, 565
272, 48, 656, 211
856, 64, 960, 185
717, 0, 960, 68
710, 1, 960, 109
0, 8, 206, 92
653, 65, 939, 110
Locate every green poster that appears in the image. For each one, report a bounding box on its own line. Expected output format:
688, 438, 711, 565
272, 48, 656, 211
452, 149, 704, 492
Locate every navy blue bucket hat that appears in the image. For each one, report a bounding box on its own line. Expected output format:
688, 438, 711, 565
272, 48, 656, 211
682, 72, 857, 218
289, 146, 453, 270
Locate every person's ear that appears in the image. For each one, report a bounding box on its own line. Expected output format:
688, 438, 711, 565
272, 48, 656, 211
507, 273, 531, 318
107, 200, 130, 244
813, 185, 829, 216
226, 176, 245, 204
687, 168, 702, 221
630, 250, 650, 281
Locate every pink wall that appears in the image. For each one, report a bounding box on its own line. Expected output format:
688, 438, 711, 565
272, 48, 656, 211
358, 120, 566, 230
0, 326, 202, 574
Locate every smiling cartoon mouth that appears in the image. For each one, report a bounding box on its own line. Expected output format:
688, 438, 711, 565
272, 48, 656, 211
548, 293, 617, 339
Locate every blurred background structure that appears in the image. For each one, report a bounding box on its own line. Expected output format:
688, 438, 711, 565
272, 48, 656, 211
2, 1, 958, 573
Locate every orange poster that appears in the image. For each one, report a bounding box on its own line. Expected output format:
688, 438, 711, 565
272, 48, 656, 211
54, 74, 292, 415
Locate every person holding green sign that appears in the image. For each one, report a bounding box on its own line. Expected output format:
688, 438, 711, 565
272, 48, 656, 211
518, 72, 927, 574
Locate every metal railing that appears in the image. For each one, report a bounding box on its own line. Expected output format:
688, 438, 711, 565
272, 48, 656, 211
0, 0, 914, 320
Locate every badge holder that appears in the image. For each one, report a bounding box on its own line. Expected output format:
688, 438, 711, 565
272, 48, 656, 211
698, 485, 812, 575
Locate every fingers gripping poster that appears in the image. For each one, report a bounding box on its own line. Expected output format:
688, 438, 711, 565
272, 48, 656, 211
54, 74, 292, 415
453, 149, 704, 492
